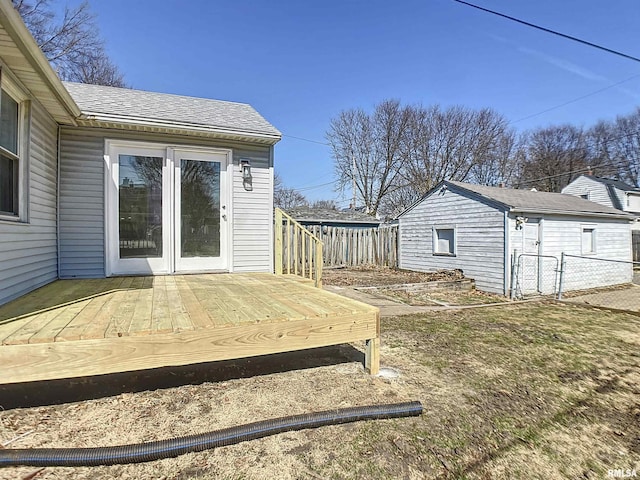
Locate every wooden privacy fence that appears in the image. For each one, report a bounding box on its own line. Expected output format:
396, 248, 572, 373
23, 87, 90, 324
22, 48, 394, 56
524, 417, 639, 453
274, 208, 323, 287
633, 231, 640, 263
303, 224, 398, 268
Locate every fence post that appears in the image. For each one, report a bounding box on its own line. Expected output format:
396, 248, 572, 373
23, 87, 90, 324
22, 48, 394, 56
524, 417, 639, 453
274, 209, 283, 275
510, 250, 518, 300
557, 252, 566, 300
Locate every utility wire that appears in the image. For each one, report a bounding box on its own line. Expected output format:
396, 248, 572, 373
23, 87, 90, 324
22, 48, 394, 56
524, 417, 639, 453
452, 0, 640, 64
511, 72, 640, 124
282, 134, 330, 146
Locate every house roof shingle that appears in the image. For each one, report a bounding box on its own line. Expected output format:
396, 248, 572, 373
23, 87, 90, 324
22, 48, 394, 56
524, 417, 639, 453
446, 181, 632, 218
63, 82, 281, 139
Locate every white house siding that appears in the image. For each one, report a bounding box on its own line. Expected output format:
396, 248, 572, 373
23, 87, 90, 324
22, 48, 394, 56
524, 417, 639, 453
399, 188, 506, 294
0, 101, 59, 305
561, 177, 616, 209
510, 214, 631, 292
58, 127, 273, 277
542, 215, 632, 291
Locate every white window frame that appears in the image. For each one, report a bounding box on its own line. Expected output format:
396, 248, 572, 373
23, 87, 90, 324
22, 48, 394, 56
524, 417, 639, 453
0, 69, 29, 223
433, 225, 456, 256
581, 225, 596, 255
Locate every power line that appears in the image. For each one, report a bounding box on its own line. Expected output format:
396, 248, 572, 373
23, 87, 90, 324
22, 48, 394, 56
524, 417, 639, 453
281, 134, 330, 146
452, 0, 640, 64
511, 72, 640, 125
295, 180, 336, 192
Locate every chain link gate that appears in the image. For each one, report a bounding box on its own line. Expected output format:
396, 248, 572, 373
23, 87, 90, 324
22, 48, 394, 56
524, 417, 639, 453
512, 254, 560, 299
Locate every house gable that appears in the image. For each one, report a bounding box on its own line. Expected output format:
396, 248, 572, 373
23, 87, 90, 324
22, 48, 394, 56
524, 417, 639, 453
398, 185, 506, 294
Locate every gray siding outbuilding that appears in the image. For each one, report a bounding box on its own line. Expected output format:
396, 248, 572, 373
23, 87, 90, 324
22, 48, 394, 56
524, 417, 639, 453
398, 181, 634, 296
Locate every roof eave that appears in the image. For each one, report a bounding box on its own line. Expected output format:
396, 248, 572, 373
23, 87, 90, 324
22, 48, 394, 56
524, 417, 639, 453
0, 0, 80, 123
76, 112, 282, 145
509, 207, 633, 220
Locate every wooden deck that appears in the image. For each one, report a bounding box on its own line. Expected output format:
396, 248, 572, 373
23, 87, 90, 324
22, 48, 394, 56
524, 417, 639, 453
0, 274, 379, 384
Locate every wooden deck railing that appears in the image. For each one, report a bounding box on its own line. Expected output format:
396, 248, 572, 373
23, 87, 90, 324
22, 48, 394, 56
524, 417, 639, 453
274, 208, 323, 287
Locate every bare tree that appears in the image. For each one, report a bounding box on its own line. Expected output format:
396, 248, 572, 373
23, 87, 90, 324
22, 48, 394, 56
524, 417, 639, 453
514, 125, 588, 192
274, 173, 308, 210
329, 100, 515, 217
12, 0, 125, 86
403, 106, 515, 193
327, 99, 412, 215
608, 109, 640, 187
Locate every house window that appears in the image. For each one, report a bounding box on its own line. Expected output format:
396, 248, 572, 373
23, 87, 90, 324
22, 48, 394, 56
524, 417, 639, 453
579, 193, 589, 200
434, 227, 456, 255
581, 227, 595, 254
0, 87, 21, 218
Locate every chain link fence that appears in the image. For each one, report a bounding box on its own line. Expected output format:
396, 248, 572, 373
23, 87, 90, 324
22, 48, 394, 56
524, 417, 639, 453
557, 254, 640, 313
511, 254, 560, 299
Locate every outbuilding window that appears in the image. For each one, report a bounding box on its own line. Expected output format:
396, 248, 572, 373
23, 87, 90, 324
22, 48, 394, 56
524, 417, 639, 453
0, 83, 23, 219
581, 227, 596, 254
433, 227, 456, 256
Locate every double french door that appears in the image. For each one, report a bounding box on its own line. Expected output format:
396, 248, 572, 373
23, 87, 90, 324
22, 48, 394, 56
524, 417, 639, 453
106, 142, 231, 275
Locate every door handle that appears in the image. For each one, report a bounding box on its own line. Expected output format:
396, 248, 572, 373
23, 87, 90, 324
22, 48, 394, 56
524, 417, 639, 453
222, 214, 227, 221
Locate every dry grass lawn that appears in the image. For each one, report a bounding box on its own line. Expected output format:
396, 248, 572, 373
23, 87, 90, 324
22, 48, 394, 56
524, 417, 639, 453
1, 302, 639, 479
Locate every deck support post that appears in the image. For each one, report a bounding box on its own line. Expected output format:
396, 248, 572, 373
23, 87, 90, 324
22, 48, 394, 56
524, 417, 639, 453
365, 337, 380, 375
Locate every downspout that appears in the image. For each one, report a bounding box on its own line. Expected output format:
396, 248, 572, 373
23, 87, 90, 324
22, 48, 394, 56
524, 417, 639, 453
56, 125, 61, 279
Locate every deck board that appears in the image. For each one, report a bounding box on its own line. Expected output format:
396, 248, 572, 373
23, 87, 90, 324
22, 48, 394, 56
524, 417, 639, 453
0, 273, 380, 384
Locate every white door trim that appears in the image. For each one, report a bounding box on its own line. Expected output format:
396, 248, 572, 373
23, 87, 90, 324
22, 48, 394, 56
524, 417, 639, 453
104, 140, 233, 276
171, 146, 232, 273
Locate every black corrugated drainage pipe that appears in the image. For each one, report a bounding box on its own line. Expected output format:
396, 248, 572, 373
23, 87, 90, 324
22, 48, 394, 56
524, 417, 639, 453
0, 401, 422, 467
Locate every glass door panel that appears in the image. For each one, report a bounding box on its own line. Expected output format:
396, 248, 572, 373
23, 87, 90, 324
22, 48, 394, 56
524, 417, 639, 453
180, 159, 221, 258
118, 155, 164, 259
107, 144, 169, 276
174, 150, 228, 272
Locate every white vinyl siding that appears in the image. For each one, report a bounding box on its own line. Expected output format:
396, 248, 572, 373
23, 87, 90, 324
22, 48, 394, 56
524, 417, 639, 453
627, 193, 640, 213
399, 188, 505, 294
0, 101, 58, 305
59, 127, 274, 277
535, 215, 632, 291
561, 176, 615, 208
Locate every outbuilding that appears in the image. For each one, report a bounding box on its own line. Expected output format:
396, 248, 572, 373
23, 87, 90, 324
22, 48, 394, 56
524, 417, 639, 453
397, 181, 634, 296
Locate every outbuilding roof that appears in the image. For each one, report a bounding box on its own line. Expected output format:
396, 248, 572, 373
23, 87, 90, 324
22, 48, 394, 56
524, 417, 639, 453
446, 181, 632, 218
286, 207, 381, 225
63, 82, 281, 144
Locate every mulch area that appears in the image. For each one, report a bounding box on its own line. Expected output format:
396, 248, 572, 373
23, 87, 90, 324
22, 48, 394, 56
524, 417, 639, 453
322, 265, 464, 287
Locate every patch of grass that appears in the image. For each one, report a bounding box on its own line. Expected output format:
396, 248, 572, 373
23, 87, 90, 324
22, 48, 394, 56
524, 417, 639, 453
333, 303, 640, 479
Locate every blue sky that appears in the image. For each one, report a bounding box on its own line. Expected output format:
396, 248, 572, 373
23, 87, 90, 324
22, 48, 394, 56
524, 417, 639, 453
83, 0, 640, 206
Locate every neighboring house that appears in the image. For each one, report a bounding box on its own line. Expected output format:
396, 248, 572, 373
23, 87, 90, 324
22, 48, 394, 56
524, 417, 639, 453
562, 174, 640, 230
286, 207, 381, 229
397, 181, 633, 295
0, 2, 280, 306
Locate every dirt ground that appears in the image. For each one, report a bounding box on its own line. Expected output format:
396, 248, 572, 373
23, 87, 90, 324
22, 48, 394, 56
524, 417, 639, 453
323, 265, 464, 287
1, 302, 639, 479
